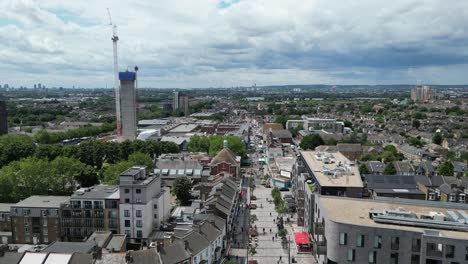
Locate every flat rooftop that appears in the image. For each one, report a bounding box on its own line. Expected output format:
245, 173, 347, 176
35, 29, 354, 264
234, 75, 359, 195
168, 124, 198, 133
301, 151, 363, 188
72, 185, 119, 200
0, 203, 14, 212
14, 196, 70, 208
318, 195, 468, 239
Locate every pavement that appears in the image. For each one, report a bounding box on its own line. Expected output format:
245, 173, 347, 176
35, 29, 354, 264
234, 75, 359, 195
248, 185, 317, 264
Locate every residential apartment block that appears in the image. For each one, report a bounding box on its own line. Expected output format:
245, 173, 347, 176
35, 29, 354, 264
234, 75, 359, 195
61, 185, 120, 241
311, 195, 468, 264
119, 166, 170, 244
10, 196, 69, 244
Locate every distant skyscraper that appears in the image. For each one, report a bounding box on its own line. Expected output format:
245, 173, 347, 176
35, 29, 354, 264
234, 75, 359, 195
0, 99, 8, 135
173, 91, 179, 110
173, 91, 189, 116
33, 84, 37, 89
38, 83, 42, 89
119, 71, 137, 140
411, 85, 433, 102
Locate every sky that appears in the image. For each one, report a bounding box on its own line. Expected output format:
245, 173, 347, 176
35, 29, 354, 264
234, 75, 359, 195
1, 0, 468, 88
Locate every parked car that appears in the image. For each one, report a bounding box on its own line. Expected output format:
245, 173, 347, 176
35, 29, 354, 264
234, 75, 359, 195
249, 204, 257, 209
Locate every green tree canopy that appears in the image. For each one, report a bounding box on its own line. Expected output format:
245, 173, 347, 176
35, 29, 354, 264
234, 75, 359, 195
187, 135, 210, 153
384, 163, 397, 175
0, 156, 95, 202
412, 120, 421, 129
359, 163, 369, 174
300, 134, 325, 150
173, 176, 192, 206
0, 135, 36, 167
438, 161, 454, 176
101, 152, 153, 185
432, 133, 443, 145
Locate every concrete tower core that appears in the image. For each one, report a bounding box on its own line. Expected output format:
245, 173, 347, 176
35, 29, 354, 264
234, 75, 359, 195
119, 71, 137, 140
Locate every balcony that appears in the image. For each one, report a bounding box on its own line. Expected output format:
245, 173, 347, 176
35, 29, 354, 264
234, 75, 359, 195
313, 222, 324, 235
313, 242, 327, 255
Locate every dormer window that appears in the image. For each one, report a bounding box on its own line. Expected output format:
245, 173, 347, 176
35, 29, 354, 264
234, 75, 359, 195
428, 193, 435, 201
449, 194, 456, 202
459, 194, 466, 203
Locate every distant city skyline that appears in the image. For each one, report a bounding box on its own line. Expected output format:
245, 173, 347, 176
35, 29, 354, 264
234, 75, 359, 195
1, 0, 468, 88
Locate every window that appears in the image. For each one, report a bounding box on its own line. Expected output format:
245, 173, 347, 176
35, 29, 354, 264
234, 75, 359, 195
41, 210, 48, 217
109, 219, 117, 229
411, 255, 420, 264
136, 220, 142, 228
391, 237, 399, 250
428, 193, 435, 200
347, 249, 355, 262
445, 245, 455, 258
374, 236, 382, 249
23, 209, 31, 216
24, 218, 29, 226
390, 252, 398, 264
357, 234, 365, 247
43, 228, 48, 235
25, 227, 30, 233
154, 214, 157, 219
125, 220, 131, 228
460, 194, 466, 203
449, 194, 456, 202
136, 210, 142, 218
135, 199, 142, 204
412, 238, 421, 252
339, 232, 347, 245
136, 189, 141, 194
125, 230, 131, 236
426, 242, 443, 258
125, 189, 130, 193
125, 198, 130, 203
124, 210, 130, 217
84, 201, 92, 209
43, 237, 48, 243
43, 219, 47, 227
153, 204, 158, 209
108, 210, 118, 218
368, 251, 377, 264
94, 201, 103, 209
137, 230, 142, 238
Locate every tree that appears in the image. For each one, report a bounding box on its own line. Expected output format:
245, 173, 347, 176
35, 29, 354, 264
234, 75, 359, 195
359, 163, 369, 174
173, 176, 192, 206
0, 135, 36, 167
128, 152, 154, 170
208, 135, 246, 157
412, 120, 421, 129
275, 115, 289, 128
187, 135, 210, 153
35, 144, 64, 161
384, 163, 396, 175
438, 161, 454, 176
0, 156, 93, 202
300, 134, 324, 150
101, 161, 133, 185
432, 133, 443, 145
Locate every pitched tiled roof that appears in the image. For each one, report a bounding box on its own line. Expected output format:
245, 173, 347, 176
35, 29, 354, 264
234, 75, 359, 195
210, 148, 238, 166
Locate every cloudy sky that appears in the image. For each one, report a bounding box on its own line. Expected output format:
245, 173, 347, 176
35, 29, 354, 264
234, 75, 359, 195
1, 0, 468, 88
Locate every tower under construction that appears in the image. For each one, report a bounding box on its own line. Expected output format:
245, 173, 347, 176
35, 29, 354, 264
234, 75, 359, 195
119, 70, 137, 140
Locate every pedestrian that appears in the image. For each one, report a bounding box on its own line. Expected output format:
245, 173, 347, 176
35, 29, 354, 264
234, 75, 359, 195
272, 236, 274, 241
270, 212, 272, 216
241, 227, 243, 232
280, 256, 282, 261
275, 233, 277, 238
270, 228, 272, 233
273, 219, 275, 223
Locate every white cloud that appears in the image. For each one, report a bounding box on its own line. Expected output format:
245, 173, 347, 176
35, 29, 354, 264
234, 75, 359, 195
1, 0, 468, 88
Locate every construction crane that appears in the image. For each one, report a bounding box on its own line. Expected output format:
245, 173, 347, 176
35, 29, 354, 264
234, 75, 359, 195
107, 8, 122, 137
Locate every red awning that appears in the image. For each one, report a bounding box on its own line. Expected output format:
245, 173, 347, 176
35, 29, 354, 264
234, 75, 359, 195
294, 232, 309, 245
